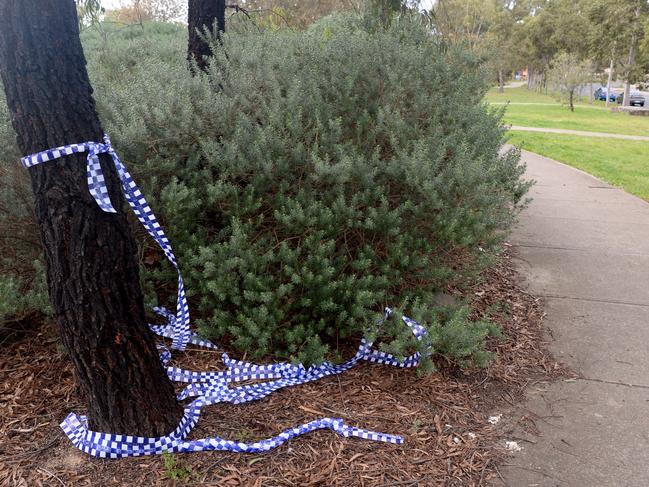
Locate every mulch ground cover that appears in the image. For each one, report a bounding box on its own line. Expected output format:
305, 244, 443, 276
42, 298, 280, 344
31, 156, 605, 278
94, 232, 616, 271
0, 246, 570, 486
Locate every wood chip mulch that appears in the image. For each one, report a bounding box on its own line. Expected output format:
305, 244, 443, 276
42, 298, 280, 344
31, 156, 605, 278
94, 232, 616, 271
0, 246, 570, 486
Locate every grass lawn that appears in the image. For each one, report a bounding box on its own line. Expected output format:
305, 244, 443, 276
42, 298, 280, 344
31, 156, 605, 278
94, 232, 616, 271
508, 130, 649, 200
501, 104, 649, 136
486, 87, 649, 136
486, 85, 605, 106
486, 86, 563, 104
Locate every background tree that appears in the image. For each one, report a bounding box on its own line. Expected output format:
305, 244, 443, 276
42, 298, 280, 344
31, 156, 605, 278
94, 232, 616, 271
586, 1, 617, 106
636, 15, 649, 88
548, 51, 593, 110
365, 0, 405, 27
427, 1, 533, 91
105, 0, 186, 24
483, 1, 522, 93
0, 0, 182, 436
617, 1, 648, 106
430, 0, 495, 52
77, 0, 105, 27
543, 0, 594, 101
587, 0, 648, 107
515, 0, 593, 92
187, 0, 226, 72
251, 0, 361, 29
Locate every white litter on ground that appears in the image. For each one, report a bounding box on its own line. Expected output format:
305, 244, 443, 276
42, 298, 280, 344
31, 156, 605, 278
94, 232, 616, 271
488, 414, 502, 425
505, 441, 522, 452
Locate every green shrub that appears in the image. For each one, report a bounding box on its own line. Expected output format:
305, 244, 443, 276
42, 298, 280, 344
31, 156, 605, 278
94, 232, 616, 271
0, 263, 50, 324
0, 92, 50, 330
376, 303, 502, 372
0, 15, 528, 366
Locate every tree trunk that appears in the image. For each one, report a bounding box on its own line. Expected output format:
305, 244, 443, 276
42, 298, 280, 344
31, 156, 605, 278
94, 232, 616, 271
623, 32, 638, 107
589, 81, 593, 104
498, 69, 504, 93
569, 90, 574, 112
187, 0, 226, 72
605, 57, 614, 108
542, 70, 547, 94
0, 0, 182, 437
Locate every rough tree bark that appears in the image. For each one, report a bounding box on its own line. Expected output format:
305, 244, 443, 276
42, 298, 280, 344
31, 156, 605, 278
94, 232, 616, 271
0, 0, 183, 436
187, 0, 226, 72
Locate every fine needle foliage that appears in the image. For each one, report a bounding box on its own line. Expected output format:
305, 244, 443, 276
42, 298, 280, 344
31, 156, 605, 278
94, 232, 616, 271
0, 14, 529, 368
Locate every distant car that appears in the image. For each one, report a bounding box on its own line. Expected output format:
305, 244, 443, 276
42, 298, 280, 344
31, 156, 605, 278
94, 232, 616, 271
594, 87, 618, 101
616, 91, 646, 107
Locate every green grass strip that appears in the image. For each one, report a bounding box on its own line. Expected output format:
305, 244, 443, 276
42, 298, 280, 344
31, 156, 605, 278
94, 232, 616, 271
509, 130, 649, 201
487, 87, 649, 137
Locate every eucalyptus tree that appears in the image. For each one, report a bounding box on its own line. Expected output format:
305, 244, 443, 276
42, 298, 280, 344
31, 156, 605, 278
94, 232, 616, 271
588, 0, 648, 106
0, 0, 182, 436
187, 0, 226, 72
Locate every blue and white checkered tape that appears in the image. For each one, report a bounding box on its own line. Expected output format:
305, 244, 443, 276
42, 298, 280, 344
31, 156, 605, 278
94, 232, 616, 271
22, 136, 431, 458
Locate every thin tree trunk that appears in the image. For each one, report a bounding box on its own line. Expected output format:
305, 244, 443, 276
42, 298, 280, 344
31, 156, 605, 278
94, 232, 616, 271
498, 69, 504, 93
623, 32, 638, 107
589, 81, 593, 104
542, 69, 548, 94
187, 0, 226, 72
569, 90, 574, 112
0, 0, 182, 436
605, 57, 614, 108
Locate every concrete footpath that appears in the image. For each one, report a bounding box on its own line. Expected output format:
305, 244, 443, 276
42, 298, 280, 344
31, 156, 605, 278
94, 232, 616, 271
510, 125, 649, 141
496, 150, 649, 486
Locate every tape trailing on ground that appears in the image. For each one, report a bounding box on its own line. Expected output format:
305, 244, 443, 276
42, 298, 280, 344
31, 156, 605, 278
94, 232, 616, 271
22, 135, 430, 458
